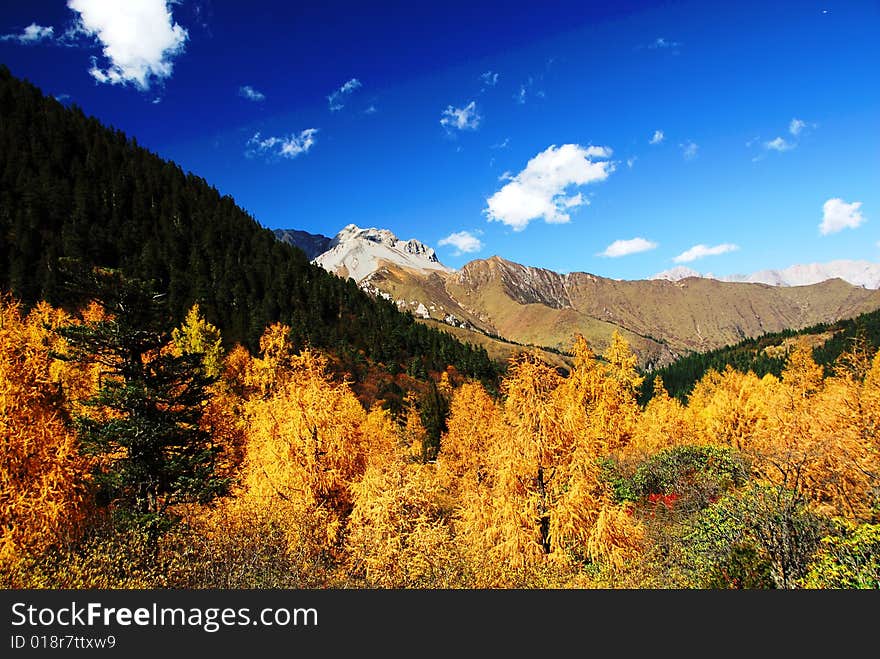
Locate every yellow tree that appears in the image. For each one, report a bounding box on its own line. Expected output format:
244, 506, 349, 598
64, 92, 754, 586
551, 334, 642, 568
731, 344, 877, 521
220, 343, 253, 398
743, 346, 826, 513
454, 354, 562, 583
435, 381, 500, 495
400, 391, 428, 463
593, 330, 644, 454
359, 404, 399, 471
170, 304, 225, 378
628, 377, 694, 461
345, 401, 461, 587
555, 332, 642, 454
169, 304, 246, 476
346, 456, 460, 588
455, 342, 644, 584
246, 322, 298, 396
0, 297, 90, 569
795, 345, 880, 520
859, 350, 880, 513
241, 342, 370, 553
687, 366, 779, 451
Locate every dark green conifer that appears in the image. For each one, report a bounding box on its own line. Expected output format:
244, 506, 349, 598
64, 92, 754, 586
54, 263, 227, 540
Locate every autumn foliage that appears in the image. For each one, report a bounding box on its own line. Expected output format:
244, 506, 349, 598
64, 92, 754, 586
0, 296, 90, 565
2, 296, 879, 589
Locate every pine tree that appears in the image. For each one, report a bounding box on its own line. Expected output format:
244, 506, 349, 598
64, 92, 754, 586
54, 264, 227, 538
419, 379, 450, 463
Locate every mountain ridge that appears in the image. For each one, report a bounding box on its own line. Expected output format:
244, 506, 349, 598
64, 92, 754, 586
274, 224, 880, 368
279, 223, 880, 292
652, 259, 880, 289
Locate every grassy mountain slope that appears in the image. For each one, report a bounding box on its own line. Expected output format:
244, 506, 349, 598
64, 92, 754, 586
419, 318, 572, 372
640, 306, 880, 404
359, 253, 880, 370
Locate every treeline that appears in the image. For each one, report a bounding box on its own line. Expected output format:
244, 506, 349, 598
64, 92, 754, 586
2, 291, 878, 589
0, 65, 498, 386
640, 307, 880, 404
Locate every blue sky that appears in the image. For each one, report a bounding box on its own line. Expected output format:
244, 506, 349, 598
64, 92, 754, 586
2, 0, 878, 280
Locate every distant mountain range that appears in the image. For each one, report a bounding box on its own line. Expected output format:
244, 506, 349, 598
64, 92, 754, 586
652, 260, 880, 289
274, 225, 880, 368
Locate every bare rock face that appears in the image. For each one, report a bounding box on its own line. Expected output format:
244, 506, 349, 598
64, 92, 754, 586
313, 224, 450, 283
273, 229, 332, 261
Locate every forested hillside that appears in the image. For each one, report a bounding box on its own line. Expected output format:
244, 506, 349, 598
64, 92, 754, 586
641, 306, 880, 403
0, 65, 496, 385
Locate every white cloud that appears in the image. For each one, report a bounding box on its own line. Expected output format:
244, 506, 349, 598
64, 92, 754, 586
673, 243, 739, 263
484, 143, 614, 231
820, 198, 865, 235
364, 104, 377, 115
239, 85, 265, 102
490, 138, 509, 150
438, 230, 483, 255
752, 118, 815, 159
327, 78, 362, 111
680, 141, 699, 160
649, 129, 664, 145
246, 129, 318, 161
600, 237, 658, 258
1, 23, 55, 43
647, 37, 681, 49
764, 136, 795, 152
440, 101, 481, 131
512, 75, 544, 105
562, 192, 584, 208
626, 156, 637, 168
68, 0, 188, 90
481, 71, 498, 87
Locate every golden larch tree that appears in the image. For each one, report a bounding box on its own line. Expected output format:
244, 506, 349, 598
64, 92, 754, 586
170, 303, 225, 378
0, 297, 90, 568
241, 339, 370, 553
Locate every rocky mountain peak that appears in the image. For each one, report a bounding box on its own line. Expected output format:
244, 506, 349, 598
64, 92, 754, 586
312, 224, 450, 283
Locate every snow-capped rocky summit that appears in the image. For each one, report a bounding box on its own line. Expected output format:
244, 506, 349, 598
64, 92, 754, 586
313, 224, 451, 283
651, 260, 880, 289
730, 261, 880, 289
650, 266, 704, 282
